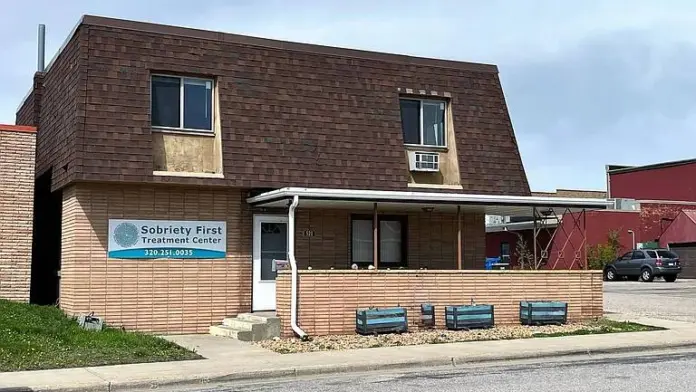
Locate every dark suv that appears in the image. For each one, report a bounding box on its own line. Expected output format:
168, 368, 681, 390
604, 249, 682, 282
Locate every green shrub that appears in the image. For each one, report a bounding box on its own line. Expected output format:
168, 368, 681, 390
587, 229, 621, 270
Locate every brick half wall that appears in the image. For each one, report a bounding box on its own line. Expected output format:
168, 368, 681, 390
0, 126, 36, 302
276, 270, 603, 337
60, 183, 252, 333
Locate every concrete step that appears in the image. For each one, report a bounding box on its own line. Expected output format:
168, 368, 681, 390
208, 325, 253, 341
211, 313, 281, 341
223, 318, 260, 331
237, 312, 279, 324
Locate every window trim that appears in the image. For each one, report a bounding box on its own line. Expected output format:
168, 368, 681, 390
150, 74, 215, 133
349, 214, 408, 268
400, 97, 448, 148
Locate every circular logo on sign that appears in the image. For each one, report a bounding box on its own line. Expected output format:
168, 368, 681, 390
113, 222, 139, 248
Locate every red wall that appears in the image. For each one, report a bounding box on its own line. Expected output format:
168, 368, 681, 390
485, 229, 550, 268
609, 162, 696, 201
486, 230, 522, 263
639, 203, 694, 242
545, 210, 640, 269
659, 212, 696, 247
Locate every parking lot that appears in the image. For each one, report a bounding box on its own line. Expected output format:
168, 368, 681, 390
604, 279, 696, 323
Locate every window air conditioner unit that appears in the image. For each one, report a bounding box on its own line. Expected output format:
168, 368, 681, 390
408, 151, 440, 172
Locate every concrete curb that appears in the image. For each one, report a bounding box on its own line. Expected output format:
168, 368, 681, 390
25, 340, 696, 392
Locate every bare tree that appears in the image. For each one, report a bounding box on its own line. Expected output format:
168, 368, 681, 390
514, 232, 534, 270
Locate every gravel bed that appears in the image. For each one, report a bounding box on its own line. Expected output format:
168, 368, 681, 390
256, 323, 604, 354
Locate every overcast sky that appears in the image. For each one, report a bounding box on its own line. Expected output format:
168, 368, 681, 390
2, 0, 695, 192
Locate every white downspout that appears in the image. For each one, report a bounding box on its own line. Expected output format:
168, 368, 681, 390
288, 195, 307, 339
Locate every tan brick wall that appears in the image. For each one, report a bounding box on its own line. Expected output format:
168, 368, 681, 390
277, 270, 603, 336
60, 183, 252, 333
59, 184, 487, 333
0, 127, 36, 302
295, 210, 485, 270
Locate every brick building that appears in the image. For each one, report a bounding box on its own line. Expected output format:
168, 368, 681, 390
15, 15, 608, 336
0, 125, 36, 302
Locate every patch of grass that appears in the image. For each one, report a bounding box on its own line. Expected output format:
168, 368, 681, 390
0, 299, 202, 372
531, 318, 663, 338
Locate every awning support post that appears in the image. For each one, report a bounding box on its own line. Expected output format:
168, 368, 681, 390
583, 209, 588, 270
533, 207, 538, 269
457, 205, 462, 270
373, 202, 378, 269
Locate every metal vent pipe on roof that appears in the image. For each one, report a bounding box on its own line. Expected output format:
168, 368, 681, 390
38, 24, 46, 72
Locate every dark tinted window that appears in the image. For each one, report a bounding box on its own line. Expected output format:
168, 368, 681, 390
151, 76, 181, 128
260, 222, 287, 281
657, 250, 679, 259
501, 242, 510, 256
351, 215, 407, 267
645, 250, 657, 258
631, 251, 646, 259
620, 252, 632, 260
399, 99, 420, 144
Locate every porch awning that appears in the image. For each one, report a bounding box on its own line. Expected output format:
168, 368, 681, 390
246, 187, 613, 217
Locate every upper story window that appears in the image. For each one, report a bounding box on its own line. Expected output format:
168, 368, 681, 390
151, 75, 214, 132
399, 98, 446, 147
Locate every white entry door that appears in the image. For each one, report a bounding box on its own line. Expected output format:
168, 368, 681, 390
252, 215, 288, 312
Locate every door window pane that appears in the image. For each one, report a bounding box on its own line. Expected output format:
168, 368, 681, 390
183, 78, 213, 130
151, 76, 181, 128
351, 220, 373, 263
399, 99, 420, 144
260, 222, 287, 281
501, 242, 510, 256
422, 101, 445, 146
380, 220, 402, 264
631, 251, 646, 259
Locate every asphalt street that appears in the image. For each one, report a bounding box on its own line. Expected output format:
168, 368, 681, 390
166, 349, 696, 392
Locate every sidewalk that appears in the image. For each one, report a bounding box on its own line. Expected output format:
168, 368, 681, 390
2, 315, 696, 392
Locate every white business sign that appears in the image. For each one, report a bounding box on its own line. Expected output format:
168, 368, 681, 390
108, 219, 226, 259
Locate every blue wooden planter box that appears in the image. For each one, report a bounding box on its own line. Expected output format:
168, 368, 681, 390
445, 304, 494, 330
420, 304, 435, 328
356, 307, 408, 335
520, 301, 568, 325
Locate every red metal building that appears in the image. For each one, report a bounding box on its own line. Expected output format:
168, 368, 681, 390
487, 159, 696, 273
608, 159, 696, 202
486, 209, 639, 269
658, 210, 696, 278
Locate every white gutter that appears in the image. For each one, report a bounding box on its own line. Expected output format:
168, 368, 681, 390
287, 195, 307, 339
248, 187, 614, 209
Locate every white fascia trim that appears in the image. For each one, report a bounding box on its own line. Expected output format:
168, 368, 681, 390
246, 187, 614, 209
